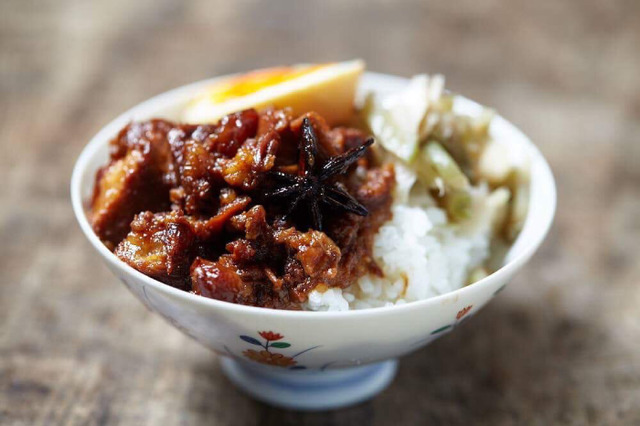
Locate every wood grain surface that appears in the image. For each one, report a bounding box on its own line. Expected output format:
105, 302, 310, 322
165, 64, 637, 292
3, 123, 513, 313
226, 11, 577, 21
2, 0, 640, 424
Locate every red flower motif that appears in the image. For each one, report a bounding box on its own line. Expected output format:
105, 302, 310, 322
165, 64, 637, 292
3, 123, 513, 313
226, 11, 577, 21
259, 331, 284, 341
456, 305, 473, 320
243, 349, 296, 367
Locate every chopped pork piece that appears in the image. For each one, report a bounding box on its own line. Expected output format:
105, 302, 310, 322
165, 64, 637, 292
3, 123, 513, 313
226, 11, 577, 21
115, 211, 196, 289
91, 149, 171, 247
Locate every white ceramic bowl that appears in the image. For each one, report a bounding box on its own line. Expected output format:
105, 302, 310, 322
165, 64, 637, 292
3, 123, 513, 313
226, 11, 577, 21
71, 72, 556, 411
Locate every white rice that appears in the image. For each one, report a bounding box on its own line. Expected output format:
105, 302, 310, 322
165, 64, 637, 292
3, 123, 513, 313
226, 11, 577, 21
304, 163, 504, 311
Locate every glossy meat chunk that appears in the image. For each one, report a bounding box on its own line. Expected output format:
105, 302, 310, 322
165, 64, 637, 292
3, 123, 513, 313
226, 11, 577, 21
114, 193, 252, 288
173, 139, 220, 214
220, 130, 280, 190
205, 109, 259, 157
191, 257, 250, 302
91, 108, 395, 309
115, 211, 196, 289
91, 149, 171, 247
91, 120, 175, 246
191, 205, 343, 308
274, 227, 341, 299
168, 109, 259, 214
109, 119, 176, 164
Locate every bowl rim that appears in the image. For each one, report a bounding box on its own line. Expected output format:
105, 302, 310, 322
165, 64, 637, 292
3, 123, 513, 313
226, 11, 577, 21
71, 71, 556, 318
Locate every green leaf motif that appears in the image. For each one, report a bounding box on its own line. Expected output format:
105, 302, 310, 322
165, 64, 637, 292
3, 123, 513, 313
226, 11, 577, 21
240, 335, 262, 345
430, 325, 452, 335
270, 342, 291, 348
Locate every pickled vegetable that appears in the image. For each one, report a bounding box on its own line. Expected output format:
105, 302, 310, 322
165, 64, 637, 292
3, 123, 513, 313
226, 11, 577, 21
365, 75, 442, 162
416, 141, 472, 220
360, 73, 529, 231
504, 169, 530, 241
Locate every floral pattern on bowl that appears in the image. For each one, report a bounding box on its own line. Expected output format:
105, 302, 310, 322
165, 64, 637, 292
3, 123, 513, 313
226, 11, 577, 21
238, 331, 320, 369
430, 304, 474, 335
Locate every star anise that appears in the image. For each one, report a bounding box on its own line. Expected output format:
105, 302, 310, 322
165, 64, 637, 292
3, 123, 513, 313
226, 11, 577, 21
267, 117, 373, 230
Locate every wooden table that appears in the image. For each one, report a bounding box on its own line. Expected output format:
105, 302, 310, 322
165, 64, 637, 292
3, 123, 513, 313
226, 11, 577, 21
2, 0, 640, 424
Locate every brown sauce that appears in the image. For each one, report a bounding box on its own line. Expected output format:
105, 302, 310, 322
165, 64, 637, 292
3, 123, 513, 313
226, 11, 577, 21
90, 108, 394, 309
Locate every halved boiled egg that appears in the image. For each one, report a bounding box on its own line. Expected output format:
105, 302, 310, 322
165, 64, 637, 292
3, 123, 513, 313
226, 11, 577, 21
183, 60, 364, 126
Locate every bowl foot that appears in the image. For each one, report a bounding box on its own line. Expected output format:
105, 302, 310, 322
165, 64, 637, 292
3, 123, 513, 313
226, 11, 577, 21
220, 357, 398, 411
